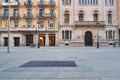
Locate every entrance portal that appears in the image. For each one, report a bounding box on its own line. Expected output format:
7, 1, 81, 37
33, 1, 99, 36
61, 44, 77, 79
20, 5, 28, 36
40, 36, 45, 46
14, 37, 20, 46
85, 31, 93, 46
26, 34, 33, 46
49, 34, 55, 46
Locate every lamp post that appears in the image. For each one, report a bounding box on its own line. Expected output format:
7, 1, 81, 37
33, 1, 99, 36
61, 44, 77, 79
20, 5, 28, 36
37, 22, 40, 48
8, 0, 11, 53
96, 22, 100, 48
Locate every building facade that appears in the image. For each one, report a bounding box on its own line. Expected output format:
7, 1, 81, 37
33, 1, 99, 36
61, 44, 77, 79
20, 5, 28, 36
58, 0, 119, 47
0, 0, 58, 47
117, 0, 120, 46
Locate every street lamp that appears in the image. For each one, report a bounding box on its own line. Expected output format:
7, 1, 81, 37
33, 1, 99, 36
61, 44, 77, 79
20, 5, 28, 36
96, 22, 100, 48
37, 21, 40, 48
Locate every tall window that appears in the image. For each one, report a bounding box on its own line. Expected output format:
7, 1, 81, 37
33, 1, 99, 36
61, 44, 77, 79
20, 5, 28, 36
40, 0, 44, 3
64, 11, 69, 23
27, 21, 31, 27
50, 0, 54, 4
62, 0, 71, 5
62, 30, 72, 40
15, 0, 19, 2
39, 9, 44, 16
79, 11, 84, 21
14, 9, 19, 16
4, 9, 9, 16
108, 11, 112, 24
48, 21, 54, 28
108, 30, 112, 39
4, 0, 8, 2
27, 9, 32, 16
28, 0, 32, 4
50, 9, 54, 16
14, 21, 18, 27
94, 11, 98, 21
39, 21, 44, 28
105, 0, 113, 5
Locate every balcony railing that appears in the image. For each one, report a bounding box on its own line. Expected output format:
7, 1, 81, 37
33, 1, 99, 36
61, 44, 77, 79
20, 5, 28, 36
0, 27, 58, 31
75, 21, 105, 27
24, 13, 33, 19
24, 2, 32, 7
11, 14, 20, 19
0, 14, 9, 19
37, 2, 56, 7
2, 2, 19, 7
38, 13, 56, 19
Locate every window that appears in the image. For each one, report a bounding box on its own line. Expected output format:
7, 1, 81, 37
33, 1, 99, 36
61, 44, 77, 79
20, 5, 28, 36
14, 21, 18, 27
108, 30, 112, 39
108, 11, 112, 24
27, 9, 32, 16
94, 11, 98, 21
79, 11, 84, 21
106, 31, 108, 39
4, 9, 9, 16
113, 30, 115, 39
39, 9, 44, 16
78, 0, 98, 5
28, 0, 32, 4
50, 0, 54, 4
4, 0, 8, 2
62, 30, 72, 40
15, 0, 19, 2
105, 0, 113, 5
14, 9, 19, 16
27, 21, 31, 27
40, 0, 44, 3
39, 21, 44, 28
64, 11, 69, 23
49, 21, 54, 28
62, 0, 71, 5
50, 9, 54, 16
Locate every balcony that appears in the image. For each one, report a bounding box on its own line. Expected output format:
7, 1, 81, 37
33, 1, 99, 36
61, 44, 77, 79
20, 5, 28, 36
75, 21, 105, 27
0, 14, 9, 19
24, 13, 33, 19
11, 14, 20, 20
37, 2, 56, 7
47, 27, 58, 31
2, 2, 19, 7
38, 13, 56, 19
24, 2, 32, 7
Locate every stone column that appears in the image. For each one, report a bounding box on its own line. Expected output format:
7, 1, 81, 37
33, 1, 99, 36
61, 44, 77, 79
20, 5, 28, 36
45, 33, 49, 46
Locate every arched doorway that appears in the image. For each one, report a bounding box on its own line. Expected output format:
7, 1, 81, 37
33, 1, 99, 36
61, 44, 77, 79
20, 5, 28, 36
85, 31, 93, 46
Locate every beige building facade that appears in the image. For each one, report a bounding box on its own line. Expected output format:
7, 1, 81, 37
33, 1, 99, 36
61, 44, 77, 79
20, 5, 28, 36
58, 0, 119, 47
0, 0, 58, 47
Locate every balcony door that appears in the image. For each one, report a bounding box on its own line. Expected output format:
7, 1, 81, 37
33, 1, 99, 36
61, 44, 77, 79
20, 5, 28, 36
14, 9, 19, 16
4, 9, 9, 16
85, 31, 93, 46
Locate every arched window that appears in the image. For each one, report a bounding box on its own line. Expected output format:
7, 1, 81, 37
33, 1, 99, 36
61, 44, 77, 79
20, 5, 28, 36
109, 30, 112, 39
113, 30, 115, 39
106, 31, 108, 39
79, 10, 84, 21
108, 11, 112, 24
64, 11, 69, 23
94, 10, 98, 21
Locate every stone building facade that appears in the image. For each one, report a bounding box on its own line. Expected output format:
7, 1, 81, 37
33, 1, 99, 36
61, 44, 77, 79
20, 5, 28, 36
117, 0, 120, 46
0, 0, 58, 47
58, 0, 119, 47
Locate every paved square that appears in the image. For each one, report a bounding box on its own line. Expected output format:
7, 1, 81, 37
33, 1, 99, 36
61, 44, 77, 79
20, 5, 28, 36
0, 47, 120, 80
